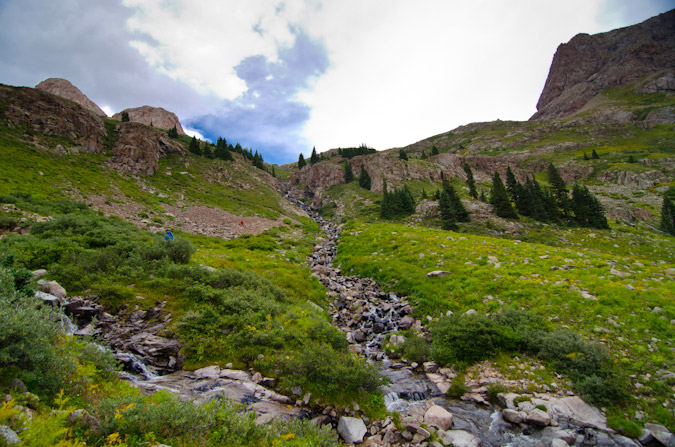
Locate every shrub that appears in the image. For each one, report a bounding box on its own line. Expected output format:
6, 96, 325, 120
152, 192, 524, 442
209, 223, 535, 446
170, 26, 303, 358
431, 313, 518, 365
486, 383, 508, 403
401, 335, 431, 364
446, 374, 469, 398
0, 268, 77, 395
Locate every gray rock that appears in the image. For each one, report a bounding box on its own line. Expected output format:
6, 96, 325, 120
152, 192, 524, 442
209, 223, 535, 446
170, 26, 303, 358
0, 426, 20, 445
424, 405, 454, 430
526, 408, 552, 427
427, 270, 450, 278
502, 409, 524, 424
31, 269, 47, 279
399, 315, 415, 330
337, 416, 367, 444
644, 423, 675, 447
43, 280, 67, 299
550, 440, 568, 447
34, 291, 61, 306
11, 378, 27, 393
438, 429, 481, 447
68, 409, 98, 428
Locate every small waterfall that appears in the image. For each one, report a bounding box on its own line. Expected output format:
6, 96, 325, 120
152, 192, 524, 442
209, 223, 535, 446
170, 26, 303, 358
115, 352, 159, 381
59, 313, 78, 335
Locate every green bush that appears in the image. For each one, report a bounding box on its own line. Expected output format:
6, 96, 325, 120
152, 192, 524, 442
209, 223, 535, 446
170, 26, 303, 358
401, 335, 431, 364
431, 313, 518, 365
0, 268, 77, 395
486, 383, 508, 403
446, 374, 469, 398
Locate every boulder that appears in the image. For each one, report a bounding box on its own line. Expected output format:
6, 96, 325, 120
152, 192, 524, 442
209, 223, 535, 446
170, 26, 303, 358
112, 105, 185, 134
43, 280, 67, 299
36, 78, 107, 116
502, 408, 524, 424
438, 429, 482, 447
399, 315, 415, 330
427, 270, 450, 278
34, 291, 61, 306
337, 416, 367, 444
424, 405, 454, 430
68, 409, 99, 428
525, 408, 552, 427
550, 440, 569, 447
644, 423, 675, 447
31, 269, 47, 279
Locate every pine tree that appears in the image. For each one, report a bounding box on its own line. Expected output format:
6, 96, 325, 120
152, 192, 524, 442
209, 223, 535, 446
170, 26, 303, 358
431, 145, 439, 156
380, 178, 391, 219
189, 136, 201, 155
583, 152, 590, 161
592, 149, 600, 159
547, 163, 569, 216
202, 144, 213, 158
272, 166, 276, 178
505, 167, 519, 203
168, 126, 179, 138
121, 110, 130, 122
214, 137, 233, 161
358, 165, 371, 190
660, 187, 675, 236
298, 153, 306, 169
399, 150, 408, 161
463, 163, 478, 199
421, 188, 428, 199
571, 184, 608, 229
443, 183, 469, 222
479, 191, 487, 203
439, 190, 458, 231
490, 172, 518, 218
344, 160, 354, 182
310, 146, 318, 164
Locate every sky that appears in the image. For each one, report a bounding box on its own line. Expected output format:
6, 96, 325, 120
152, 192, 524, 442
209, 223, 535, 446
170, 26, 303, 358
0, 0, 672, 164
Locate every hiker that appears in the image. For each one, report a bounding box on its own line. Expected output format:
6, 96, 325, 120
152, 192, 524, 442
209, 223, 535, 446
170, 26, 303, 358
164, 230, 174, 241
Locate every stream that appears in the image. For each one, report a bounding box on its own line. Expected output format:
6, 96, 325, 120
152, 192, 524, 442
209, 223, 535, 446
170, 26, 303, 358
289, 194, 640, 447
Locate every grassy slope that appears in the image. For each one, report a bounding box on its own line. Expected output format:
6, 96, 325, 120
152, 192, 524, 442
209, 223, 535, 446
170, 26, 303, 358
336, 220, 674, 427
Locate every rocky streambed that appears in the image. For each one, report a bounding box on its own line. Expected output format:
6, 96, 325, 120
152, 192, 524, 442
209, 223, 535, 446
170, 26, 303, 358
291, 196, 651, 447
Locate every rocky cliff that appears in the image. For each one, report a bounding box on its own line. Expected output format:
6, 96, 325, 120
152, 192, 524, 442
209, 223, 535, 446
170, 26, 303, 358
0, 84, 106, 153
109, 122, 185, 175
532, 9, 675, 120
35, 78, 107, 117
112, 105, 185, 135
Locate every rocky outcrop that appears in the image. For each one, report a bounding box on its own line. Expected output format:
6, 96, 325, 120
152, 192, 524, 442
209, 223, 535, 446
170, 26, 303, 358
113, 105, 185, 134
0, 84, 105, 153
35, 78, 107, 117
109, 122, 185, 175
533, 9, 675, 120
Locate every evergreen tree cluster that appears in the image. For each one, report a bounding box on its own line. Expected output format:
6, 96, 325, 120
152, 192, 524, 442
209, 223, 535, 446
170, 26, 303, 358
661, 187, 675, 236
399, 149, 409, 161
186, 135, 267, 171
380, 179, 415, 219
490, 164, 608, 229
338, 145, 377, 159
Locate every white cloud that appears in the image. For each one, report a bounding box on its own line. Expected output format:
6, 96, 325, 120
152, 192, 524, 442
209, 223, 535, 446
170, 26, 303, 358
295, 0, 610, 151
100, 105, 114, 117
183, 126, 209, 142
122, 0, 308, 100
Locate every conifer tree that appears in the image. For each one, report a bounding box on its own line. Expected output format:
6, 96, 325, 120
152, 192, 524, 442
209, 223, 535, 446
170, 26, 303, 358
310, 146, 318, 164
399, 150, 408, 161
439, 190, 458, 231
168, 125, 179, 138
272, 166, 276, 178
442, 183, 469, 222
421, 188, 427, 199
583, 152, 590, 161
189, 136, 201, 155
660, 187, 675, 236
214, 137, 233, 161
479, 191, 487, 203
203, 144, 214, 159
505, 167, 519, 203
358, 165, 371, 190
344, 160, 354, 182
571, 184, 608, 229
463, 163, 478, 199
298, 153, 306, 169
380, 178, 391, 219
431, 145, 439, 155
592, 149, 600, 159
121, 110, 130, 122
490, 172, 518, 218
547, 163, 569, 216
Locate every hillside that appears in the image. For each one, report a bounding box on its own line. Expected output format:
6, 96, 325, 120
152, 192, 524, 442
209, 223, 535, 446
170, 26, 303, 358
0, 10, 674, 447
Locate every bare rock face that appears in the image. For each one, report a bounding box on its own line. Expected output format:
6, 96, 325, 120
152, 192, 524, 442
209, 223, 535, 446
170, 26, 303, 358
35, 78, 107, 117
112, 105, 185, 134
110, 122, 185, 175
533, 9, 675, 120
0, 84, 105, 152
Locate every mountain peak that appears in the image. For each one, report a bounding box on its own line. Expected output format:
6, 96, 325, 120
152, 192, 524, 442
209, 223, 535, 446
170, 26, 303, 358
532, 9, 675, 120
35, 77, 107, 117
